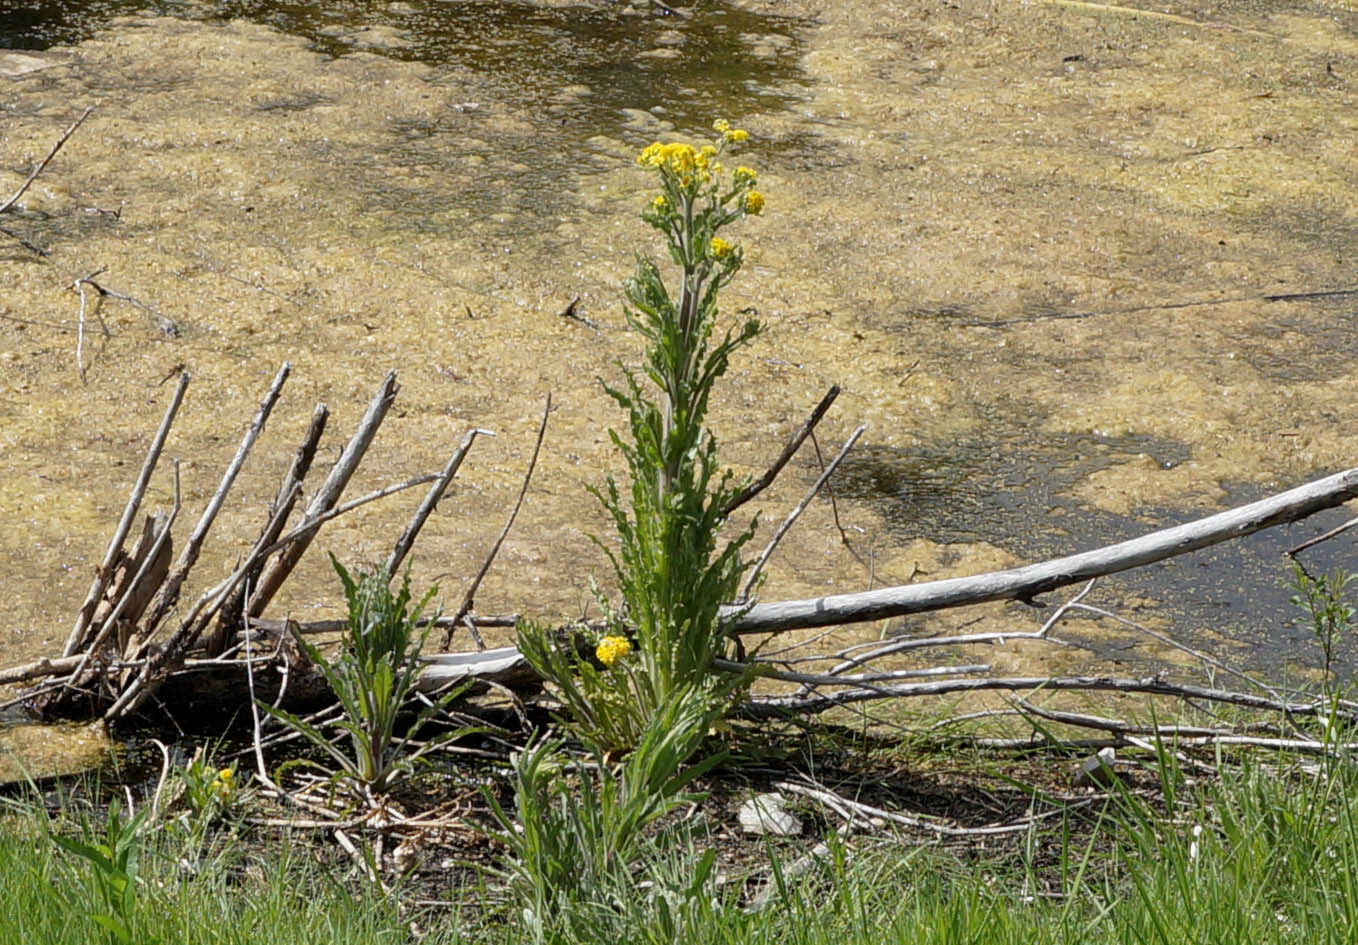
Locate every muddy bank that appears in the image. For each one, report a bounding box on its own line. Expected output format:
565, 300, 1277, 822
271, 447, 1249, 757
1, 0, 1355, 689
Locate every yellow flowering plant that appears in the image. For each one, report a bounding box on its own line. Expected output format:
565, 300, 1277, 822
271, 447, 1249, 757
518, 120, 764, 751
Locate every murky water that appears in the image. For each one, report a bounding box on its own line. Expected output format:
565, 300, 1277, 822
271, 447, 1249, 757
2, 0, 1356, 726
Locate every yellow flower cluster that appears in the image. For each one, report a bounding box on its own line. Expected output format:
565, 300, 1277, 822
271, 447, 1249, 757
637, 141, 720, 180
212, 767, 235, 799
711, 236, 732, 259
744, 191, 764, 215
712, 118, 749, 144
596, 635, 632, 668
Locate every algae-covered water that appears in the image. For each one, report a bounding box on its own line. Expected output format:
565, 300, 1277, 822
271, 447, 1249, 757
1, 0, 1356, 699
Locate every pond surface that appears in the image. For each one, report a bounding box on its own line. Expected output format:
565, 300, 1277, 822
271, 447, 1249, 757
1, 0, 1356, 702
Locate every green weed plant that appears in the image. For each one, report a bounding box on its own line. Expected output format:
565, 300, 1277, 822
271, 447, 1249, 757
1288, 561, 1356, 713
263, 556, 471, 802
48, 799, 156, 945
484, 686, 726, 944
518, 119, 765, 752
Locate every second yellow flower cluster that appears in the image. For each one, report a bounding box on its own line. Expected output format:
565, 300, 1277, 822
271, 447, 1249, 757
596, 634, 632, 668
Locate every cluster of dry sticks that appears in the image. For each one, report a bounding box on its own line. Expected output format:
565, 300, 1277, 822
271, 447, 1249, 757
0, 365, 524, 722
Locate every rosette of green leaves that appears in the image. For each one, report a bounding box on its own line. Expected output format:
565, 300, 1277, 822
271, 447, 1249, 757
262, 556, 473, 801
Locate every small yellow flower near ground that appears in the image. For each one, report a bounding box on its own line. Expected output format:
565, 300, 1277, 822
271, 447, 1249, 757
711, 236, 732, 259
744, 190, 764, 215
596, 635, 632, 668
212, 767, 235, 799
653, 194, 668, 210
734, 166, 756, 183
724, 128, 749, 144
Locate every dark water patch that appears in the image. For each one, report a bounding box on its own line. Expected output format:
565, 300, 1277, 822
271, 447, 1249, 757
832, 430, 1193, 552
1, 0, 810, 136
835, 434, 1358, 675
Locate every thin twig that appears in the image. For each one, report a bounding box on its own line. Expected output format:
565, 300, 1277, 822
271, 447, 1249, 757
1287, 515, 1358, 557
135, 363, 291, 648
809, 429, 865, 565
739, 424, 865, 601
255, 473, 439, 563
743, 674, 1353, 721
715, 657, 992, 687
65, 473, 179, 694
722, 385, 840, 516
64, 371, 190, 657
446, 395, 550, 648
0, 106, 95, 214
250, 371, 399, 611
386, 427, 491, 578
776, 780, 1058, 837
809, 581, 1097, 680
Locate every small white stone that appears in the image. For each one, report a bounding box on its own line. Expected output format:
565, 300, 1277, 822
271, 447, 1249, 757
1074, 747, 1117, 787
739, 793, 802, 837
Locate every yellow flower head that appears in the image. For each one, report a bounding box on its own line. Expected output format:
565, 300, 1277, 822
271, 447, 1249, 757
711, 236, 732, 259
734, 166, 757, 184
596, 635, 632, 668
744, 190, 764, 215
218, 768, 234, 782
723, 128, 749, 144
638, 142, 697, 173
712, 118, 731, 133
652, 194, 668, 211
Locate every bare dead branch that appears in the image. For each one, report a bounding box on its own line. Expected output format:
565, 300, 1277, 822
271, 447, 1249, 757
64, 371, 190, 657
722, 385, 840, 516
727, 465, 1358, 635
0, 105, 94, 215
445, 395, 550, 648
741, 674, 1353, 721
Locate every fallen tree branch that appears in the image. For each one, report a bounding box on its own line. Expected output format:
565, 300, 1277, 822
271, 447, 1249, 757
726, 465, 1358, 635
740, 674, 1354, 721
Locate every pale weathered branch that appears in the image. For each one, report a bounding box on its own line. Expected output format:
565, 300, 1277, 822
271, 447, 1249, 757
64, 371, 190, 657
741, 674, 1353, 721
727, 466, 1358, 635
